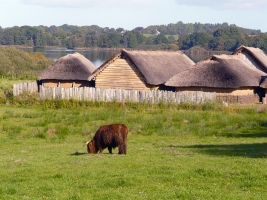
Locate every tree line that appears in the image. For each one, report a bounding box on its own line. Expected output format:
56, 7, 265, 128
0, 21, 266, 52
178, 26, 267, 52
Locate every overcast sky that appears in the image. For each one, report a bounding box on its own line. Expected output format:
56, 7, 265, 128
1, 0, 267, 32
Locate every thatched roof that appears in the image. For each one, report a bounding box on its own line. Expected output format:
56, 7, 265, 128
259, 76, 267, 88
38, 52, 97, 80
232, 45, 267, 72
165, 54, 267, 88
90, 49, 195, 85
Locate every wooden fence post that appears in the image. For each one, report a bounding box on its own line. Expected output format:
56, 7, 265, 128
14, 84, 220, 105
263, 97, 266, 105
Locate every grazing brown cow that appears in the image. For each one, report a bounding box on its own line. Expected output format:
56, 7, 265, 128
86, 124, 128, 154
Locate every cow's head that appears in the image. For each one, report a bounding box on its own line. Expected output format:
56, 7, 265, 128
86, 140, 96, 153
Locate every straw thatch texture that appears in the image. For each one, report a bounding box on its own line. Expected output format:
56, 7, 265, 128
38, 52, 96, 80
165, 54, 267, 88
123, 50, 195, 85
259, 76, 267, 88
232, 45, 267, 73
90, 49, 195, 85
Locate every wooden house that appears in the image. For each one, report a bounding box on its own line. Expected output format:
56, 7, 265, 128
165, 54, 267, 98
232, 45, 267, 73
89, 49, 195, 90
38, 52, 96, 88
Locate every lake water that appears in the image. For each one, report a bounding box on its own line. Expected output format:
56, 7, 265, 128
18, 47, 210, 67
19, 48, 118, 67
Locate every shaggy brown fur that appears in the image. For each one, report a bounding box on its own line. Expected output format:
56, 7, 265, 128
86, 124, 128, 154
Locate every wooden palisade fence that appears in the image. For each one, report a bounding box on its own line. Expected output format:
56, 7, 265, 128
13, 82, 39, 96
14, 82, 261, 104
38, 86, 216, 104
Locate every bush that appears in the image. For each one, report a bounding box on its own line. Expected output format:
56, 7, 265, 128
0, 47, 53, 79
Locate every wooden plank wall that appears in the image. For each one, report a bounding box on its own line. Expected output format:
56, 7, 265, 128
43, 80, 92, 88
39, 86, 216, 104
216, 94, 259, 104
96, 58, 150, 90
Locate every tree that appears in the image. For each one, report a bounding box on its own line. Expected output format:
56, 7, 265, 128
108, 32, 121, 47
33, 31, 47, 47
167, 35, 176, 43
66, 33, 85, 48
153, 34, 169, 45
122, 32, 138, 48
46, 34, 61, 46
22, 26, 39, 40
213, 26, 243, 40
224, 39, 237, 51
0, 23, 264, 50
131, 30, 145, 44
251, 34, 267, 52
128, 34, 138, 48
98, 34, 109, 48
209, 38, 224, 51
134, 27, 144, 31
85, 33, 99, 48
116, 28, 124, 33
2, 29, 15, 45
13, 31, 26, 45
145, 36, 154, 45
180, 32, 213, 50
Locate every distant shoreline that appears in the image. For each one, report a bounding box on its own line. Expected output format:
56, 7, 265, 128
0, 45, 122, 51
0, 45, 230, 56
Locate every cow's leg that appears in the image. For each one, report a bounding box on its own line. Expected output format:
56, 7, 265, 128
118, 144, 126, 154
108, 146, 112, 154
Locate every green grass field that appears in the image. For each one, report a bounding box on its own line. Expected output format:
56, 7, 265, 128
1, 98, 267, 199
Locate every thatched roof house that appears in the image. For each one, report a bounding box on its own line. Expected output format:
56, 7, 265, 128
165, 54, 267, 96
232, 45, 267, 73
90, 49, 195, 90
38, 52, 96, 88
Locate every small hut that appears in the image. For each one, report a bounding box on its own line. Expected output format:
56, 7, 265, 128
89, 49, 195, 90
38, 52, 96, 88
232, 45, 267, 73
165, 54, 267, 101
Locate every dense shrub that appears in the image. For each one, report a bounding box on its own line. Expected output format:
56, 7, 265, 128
0, 47, 53, 79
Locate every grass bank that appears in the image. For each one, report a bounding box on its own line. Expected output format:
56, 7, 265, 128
0, 47, 53, 79
0, 101, 267, 199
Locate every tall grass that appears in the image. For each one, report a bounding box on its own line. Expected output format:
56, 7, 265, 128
0, 47, 53, 79
0, 98, 266, 139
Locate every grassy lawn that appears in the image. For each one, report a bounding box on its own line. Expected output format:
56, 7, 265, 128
0, 100, 267, 199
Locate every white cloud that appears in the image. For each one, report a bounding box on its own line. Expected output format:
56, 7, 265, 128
20, 0, 154, 8
175, 0, 267, 10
